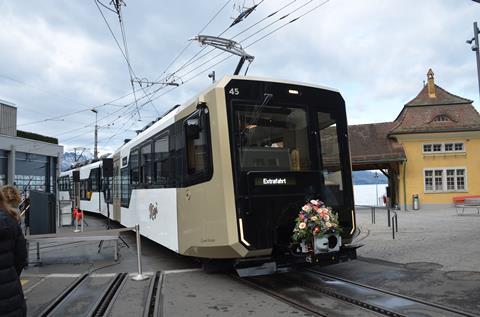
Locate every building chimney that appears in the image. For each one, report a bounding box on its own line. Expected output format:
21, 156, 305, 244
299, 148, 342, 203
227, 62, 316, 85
427, 69, 436, 98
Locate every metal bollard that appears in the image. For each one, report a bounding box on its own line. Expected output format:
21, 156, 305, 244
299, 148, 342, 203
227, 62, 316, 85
395, 215, 398, 232
387, 209, 391, 227
391, 217, 395, 239
131, 224, 149, 281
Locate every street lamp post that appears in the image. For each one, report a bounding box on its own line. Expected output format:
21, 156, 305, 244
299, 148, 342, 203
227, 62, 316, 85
374, 171, 379, 206
91, 109, 98, 160
467, 22, 480, 102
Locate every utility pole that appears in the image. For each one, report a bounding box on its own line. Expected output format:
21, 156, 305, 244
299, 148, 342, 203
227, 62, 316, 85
91, 109, 98, 160
467, 22, 480, 101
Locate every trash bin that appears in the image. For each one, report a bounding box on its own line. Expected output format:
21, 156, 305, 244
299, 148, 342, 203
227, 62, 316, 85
412, 194, 420, 210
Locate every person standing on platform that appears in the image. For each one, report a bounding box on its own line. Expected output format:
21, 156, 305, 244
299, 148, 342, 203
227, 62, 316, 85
0, 188, 27, 317
1, 185, 22, 212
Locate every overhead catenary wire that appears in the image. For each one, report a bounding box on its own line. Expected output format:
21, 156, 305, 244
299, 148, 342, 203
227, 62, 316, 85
155, 0, 235, 82
34, 0, 332, 151
160, 0, 301, 81
23, 0, 301, 135
95, 0, 333, 147
86, 0, 330, 140
94, 0, 142, 118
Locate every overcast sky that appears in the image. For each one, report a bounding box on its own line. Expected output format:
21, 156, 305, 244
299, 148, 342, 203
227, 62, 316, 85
0, 0, 478, 156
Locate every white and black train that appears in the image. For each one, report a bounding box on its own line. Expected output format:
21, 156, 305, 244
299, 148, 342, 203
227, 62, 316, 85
59, 76, 357, 273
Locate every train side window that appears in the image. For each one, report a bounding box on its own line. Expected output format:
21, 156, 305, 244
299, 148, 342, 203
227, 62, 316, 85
120, 167, 130, 207
140, 143, 152, 185
68, 177, 73, 197
130, 150, 139, 186
80, 180, 88, 200
154, 133, 169, 186
184, 108, 212, 185
89, 168, 100, 192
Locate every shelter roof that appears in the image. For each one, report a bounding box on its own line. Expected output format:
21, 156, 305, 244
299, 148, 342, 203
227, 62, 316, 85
348, 122, 405, 165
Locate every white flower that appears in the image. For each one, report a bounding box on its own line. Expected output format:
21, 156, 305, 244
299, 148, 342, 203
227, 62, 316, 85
299, 222, 307, 230
310, 200, 320, 206
323, 215, 330, 222
325, 222, 332, 228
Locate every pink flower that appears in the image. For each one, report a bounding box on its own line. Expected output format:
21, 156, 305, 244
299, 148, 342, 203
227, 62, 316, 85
302, 205, 312, 212
299, 222, 307, 230
313, 227, 320, 234
318, 208, 330, 218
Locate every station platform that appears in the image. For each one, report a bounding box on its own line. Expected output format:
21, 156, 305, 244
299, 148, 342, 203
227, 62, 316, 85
21, 213, 200, 316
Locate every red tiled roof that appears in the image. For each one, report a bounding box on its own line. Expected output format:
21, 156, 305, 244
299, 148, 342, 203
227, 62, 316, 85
349, 122, 406, 164
405, 84, 472, 106
390, 84, 480, 135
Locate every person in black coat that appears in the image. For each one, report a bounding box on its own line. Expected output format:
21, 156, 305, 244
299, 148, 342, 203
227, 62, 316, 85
0, 189, 27, 317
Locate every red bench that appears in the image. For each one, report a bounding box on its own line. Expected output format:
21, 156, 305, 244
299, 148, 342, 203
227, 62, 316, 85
453, 195, 480, 204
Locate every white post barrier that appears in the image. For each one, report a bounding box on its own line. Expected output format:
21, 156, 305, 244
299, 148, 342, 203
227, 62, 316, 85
131, 224, 149, 281
74, 217, 80, 233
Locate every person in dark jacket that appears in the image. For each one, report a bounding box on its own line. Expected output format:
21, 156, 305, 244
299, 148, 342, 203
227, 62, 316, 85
0, 189, 27, 317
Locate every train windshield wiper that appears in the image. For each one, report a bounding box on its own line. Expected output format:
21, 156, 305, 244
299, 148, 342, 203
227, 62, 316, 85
239, 93, 273, 157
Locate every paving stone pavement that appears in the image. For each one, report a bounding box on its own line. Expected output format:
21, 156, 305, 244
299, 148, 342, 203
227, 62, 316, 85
354, 206, 480, 272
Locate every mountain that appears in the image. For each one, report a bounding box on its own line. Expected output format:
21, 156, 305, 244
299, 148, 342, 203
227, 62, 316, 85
353, 171, 388, 185
61, 151, 92, 171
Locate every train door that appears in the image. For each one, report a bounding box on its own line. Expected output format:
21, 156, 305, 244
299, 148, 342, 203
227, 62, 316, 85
113, 154, 121, 221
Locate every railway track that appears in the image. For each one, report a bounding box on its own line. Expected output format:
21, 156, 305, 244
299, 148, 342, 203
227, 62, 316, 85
237, 268, 479, 317
30, 272, 162, 317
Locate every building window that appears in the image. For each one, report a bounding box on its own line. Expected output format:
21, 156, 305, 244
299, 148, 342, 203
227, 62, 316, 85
433, 115, 450, 122
424, 168, 467, 192
423, 142, 465, 153
425, 170, 433, 191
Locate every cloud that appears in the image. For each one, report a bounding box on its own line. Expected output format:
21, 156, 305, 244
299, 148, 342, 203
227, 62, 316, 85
0, 0, 478, 151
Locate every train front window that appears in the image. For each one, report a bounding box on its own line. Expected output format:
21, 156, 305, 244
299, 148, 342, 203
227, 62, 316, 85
235, 104, 311, 171
317, 112, 344, 206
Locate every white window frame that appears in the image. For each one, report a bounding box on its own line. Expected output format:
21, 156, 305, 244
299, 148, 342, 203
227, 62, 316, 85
423, 167, 468, 193
422, 142, 465, 154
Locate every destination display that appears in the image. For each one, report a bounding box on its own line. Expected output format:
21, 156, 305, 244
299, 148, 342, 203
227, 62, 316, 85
254, 177, 296, 186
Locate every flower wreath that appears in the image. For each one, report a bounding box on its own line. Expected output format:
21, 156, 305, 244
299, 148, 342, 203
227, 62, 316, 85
292, 199, 341, 245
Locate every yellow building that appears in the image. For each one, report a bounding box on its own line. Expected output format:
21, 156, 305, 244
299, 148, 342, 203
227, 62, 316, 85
350, 69, 480, 210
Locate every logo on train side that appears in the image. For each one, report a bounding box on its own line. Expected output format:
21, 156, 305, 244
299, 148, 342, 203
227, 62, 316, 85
149, 202, 158, 221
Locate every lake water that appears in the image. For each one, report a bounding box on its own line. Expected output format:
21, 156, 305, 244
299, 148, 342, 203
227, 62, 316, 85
354, 183, 388, 206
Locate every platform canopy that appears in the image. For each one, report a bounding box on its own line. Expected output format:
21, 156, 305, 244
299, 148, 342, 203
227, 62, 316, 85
348, 122, 405, 171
